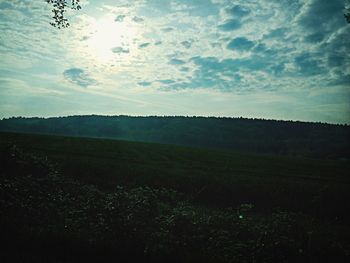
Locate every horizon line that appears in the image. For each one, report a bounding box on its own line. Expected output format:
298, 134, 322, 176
1, 114, 349, 126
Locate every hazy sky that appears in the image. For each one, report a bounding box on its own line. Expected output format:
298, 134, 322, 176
0, 0, 349, 123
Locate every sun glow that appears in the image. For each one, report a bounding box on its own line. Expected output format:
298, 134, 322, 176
87, 16, 138, 63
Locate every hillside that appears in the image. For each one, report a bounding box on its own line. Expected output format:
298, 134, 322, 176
0, 115, 349, 159
1, 131, 349, 215
1, 132, 350, 262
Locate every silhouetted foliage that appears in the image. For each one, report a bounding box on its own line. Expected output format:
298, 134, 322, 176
346, 1, 350, 23
46, 0, 81, 28
345, 8, 350, 23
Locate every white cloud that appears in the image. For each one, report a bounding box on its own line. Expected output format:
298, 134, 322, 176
0, 0, 349, 123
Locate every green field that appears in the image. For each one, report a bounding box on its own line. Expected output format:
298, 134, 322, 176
1, 132, 350, 262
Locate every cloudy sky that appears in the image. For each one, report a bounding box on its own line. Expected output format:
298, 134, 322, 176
0, 0, 349, 123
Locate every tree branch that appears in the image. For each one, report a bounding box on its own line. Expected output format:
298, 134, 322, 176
46, 0, 81, 29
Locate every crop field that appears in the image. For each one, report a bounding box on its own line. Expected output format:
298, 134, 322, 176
1, 131, 349, 262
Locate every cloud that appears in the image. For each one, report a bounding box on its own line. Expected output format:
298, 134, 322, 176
158, 79, 176, 84
263, 27, 287, 39
227, 37, 255, 51
132, 16, 144, 23
226, 5, 251, 17
313, 24, 350, 82
304, 32, 324, 43
161, 27, 174, 32
295, 0, 347, 46
182, 52, 297, 92
181, 40, 192, 49
80, 35, 90, 41
175, 0, 220, 17
139, 42, 151, 48
138, 81, 152, 86
327, 54, 346, 68
327, 74, 350, 86
294, 53, 325, 76
169, 58, 186, 65
112, 46, 130, 54
115, 14, 126, 22
218, 19, 241, 31
0, 2, 13, 10
63, 68, 96, 87
166, 56, 241, 91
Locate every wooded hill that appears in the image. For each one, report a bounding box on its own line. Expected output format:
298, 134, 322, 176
0, 115, 349, 159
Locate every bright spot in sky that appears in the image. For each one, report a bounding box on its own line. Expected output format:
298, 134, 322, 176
87, 16, 138, 63
0, 0, 349, 124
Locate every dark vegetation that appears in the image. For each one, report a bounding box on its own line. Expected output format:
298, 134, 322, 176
1, 131, 349, 262
46, 0, 81, 28
0, 115, 349, 159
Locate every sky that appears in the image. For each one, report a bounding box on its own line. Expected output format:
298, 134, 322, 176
0, 0, 349, 124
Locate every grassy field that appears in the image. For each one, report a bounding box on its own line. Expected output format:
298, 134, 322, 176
1, 131, 350, 262
1, 132, 349, 214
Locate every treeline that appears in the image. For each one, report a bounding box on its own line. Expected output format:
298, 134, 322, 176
0, 115, 349, 159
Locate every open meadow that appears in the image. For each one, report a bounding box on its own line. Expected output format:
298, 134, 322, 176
1, 131, 349, 262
